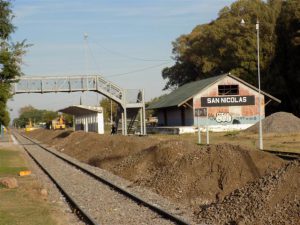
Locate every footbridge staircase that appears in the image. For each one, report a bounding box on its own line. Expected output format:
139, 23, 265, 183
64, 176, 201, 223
12, 75, 146, 135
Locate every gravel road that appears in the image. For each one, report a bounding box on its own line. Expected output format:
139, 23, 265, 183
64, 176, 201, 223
15, 133, 177, 225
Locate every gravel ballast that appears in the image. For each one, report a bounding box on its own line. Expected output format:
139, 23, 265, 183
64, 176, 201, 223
14, 132, 184, 225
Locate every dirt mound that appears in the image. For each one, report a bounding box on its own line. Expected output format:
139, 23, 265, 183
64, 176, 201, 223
27, 129, 160, 167
109, 141, 284, 206
196, 160, 300, 225
246, 112, 300, 133
27, 129, 285, 208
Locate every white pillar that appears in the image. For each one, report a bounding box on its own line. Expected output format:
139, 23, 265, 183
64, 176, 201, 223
97, 112, 104, 134
140, 108, 143, 135
121, 112, 124, 135
142, 89, 146, 135
85, 116, 88, 132
124, 108, 127, 135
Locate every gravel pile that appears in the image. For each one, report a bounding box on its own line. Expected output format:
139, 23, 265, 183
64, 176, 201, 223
196, 160, 300, 225
246, 112, 300, 133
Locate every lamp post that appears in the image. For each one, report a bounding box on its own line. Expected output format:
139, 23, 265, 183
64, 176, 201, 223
241, 19, 263, 150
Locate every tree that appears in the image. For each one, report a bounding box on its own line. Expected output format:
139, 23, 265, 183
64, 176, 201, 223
161, 0, 300, 116
145, 94, 168, 118
62, 113, 73, 127
162, 0, 282, 90
13, 106, 58, 128
267, 0, 300, 116
99, 97, 119, 124
0, 0, 29, 126
18, 105, 35, 115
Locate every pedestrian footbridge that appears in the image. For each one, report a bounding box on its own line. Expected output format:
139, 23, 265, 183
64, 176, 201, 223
12, 75, 146, 135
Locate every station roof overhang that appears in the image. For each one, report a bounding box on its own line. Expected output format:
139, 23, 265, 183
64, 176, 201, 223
59, 105, 103, 116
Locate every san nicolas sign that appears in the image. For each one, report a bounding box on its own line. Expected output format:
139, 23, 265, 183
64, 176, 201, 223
201, 95, 255, 107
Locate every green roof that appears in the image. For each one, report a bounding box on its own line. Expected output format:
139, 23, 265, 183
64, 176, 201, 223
147, 74, 226, 109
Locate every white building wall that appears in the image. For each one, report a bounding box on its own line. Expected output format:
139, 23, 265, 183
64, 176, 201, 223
74, 112, 104, 134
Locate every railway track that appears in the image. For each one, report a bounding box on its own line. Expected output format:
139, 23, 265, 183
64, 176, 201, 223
263, 149, 300, 160
13, 131, 191, 225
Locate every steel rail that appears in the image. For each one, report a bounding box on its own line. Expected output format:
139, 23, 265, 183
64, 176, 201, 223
15, 131, 191, 225
262, 149, 300, 160
14, 134, 100, 225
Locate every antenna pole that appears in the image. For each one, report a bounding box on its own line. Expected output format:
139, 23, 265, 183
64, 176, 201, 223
84, 33, 89, 76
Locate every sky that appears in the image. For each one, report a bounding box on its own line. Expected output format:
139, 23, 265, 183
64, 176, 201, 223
8, 0, 236, 120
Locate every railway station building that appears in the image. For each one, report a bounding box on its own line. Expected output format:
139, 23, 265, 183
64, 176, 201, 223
147, 73, 280, 132
59, 105, 104, 134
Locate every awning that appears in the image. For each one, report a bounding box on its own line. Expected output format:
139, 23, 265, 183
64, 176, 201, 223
59, 105, 103, 116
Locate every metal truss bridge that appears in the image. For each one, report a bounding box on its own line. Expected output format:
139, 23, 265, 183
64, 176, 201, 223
12, 75, 146, 135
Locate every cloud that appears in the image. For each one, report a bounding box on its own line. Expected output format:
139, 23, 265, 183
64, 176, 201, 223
13, 0, 235, 25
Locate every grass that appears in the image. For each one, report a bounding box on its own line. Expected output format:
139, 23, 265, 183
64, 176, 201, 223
0, 149, 28, 176
0, 147, 66, 225
224, 130, 240, 137
0, 189, 57, 225
152, 131, 300, 153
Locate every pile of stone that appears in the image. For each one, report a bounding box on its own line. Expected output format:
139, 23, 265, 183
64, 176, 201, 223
246, 112, 300, 133
0, 177, 18, 188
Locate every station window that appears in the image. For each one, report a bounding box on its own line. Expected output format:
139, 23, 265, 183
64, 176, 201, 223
218, 85, 239, 95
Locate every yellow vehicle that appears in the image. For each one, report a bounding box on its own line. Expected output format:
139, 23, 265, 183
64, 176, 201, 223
25, 119, 38, 132
52, 115, 66, 130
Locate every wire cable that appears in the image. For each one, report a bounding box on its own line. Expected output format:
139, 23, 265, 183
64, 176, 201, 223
105, 61, 172, 78
86, 40, 102, 73
83, 35, 173, 78
89, 37, 170, 62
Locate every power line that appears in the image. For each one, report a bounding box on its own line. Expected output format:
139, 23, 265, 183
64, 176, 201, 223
89, 37, 170, 62
105, 61, 172, 78
86, 37, 102, 73
83, 35, 173, 78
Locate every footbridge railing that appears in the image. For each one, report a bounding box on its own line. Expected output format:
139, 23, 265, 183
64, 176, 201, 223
13, 76, 124, 105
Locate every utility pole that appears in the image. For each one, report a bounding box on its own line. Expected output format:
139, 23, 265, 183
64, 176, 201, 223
241, 19, 263, 150
256, 20, 263, 150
